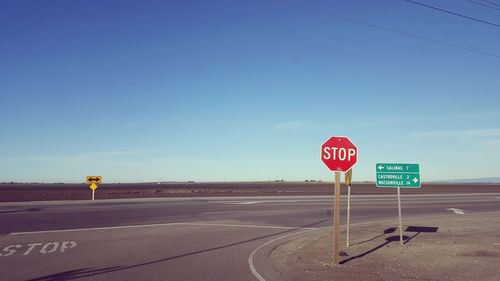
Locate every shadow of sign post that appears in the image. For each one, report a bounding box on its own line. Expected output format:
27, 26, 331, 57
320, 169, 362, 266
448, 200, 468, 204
404, 226, 439, 245
341, 226, 439, 264
341, 235, 410, 264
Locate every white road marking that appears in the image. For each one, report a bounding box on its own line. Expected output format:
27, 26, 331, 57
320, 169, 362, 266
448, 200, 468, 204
0, 241, 77, 257
40, 242, 59, 254
10, 222, 317, 235
445, 208, 466, 215
23, 243, 42, 255
248, 229, 315, 281
173, 223, 317, 231
211, 200, 331, 204
207, 195, 500, 206
247, 218, 405, 281
201, 211, 243, 215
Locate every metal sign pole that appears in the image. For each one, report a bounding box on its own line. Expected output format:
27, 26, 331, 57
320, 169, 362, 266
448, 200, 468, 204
397, 187, 403, 246
346, 184, 351, 247
345, 169, 353, 248
92, 189, 95, 201
334, 171, 341, 264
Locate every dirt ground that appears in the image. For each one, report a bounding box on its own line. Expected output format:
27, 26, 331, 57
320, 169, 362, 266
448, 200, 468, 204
0, 182, 498, 202
269, 212, 500, 281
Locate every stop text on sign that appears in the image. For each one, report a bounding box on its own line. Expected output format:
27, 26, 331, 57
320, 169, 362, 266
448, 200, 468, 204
322, 147, 356, 161
321, 136, 358, 172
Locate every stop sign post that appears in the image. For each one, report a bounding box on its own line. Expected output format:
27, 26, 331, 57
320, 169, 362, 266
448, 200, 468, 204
321, 136, 358, 264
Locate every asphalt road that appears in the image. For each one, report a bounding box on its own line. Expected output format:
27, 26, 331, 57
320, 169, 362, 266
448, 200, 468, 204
1, 193, 499, 280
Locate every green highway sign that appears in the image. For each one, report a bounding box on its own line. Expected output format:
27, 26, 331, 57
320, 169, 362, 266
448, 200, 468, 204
376, 163, 421, 188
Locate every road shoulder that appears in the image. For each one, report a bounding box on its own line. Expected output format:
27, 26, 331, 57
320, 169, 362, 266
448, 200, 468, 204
266, 212, 500, 281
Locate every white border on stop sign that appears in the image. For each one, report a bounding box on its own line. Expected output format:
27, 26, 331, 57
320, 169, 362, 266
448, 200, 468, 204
320, 135, 358, 172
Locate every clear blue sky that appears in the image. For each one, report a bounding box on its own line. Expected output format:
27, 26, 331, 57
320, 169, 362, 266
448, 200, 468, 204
1, 0, 499, 182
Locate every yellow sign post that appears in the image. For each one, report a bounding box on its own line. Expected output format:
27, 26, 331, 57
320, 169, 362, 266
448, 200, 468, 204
86, 176, 102, 200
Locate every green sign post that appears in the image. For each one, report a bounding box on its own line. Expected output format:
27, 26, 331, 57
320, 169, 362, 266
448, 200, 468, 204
375, 163, 421, 246
376, 163, 420, 188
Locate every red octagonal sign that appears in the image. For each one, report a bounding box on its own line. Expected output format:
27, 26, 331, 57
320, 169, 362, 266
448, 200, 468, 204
321, 136, 358, 172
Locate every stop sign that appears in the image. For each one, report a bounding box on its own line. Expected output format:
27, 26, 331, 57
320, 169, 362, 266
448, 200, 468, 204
321, 136, 358, 172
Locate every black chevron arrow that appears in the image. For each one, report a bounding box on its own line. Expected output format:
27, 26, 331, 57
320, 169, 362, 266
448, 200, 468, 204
88, 177, 101, 182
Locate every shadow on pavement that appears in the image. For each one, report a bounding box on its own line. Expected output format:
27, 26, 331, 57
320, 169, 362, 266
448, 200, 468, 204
27, 219, 327, 280
27, 267, 126, 281
349, 227, 396, 246
0, 208, 42, 214
403, 226, 439, 245
341, 225, 439, 264
341, 235, 410, 264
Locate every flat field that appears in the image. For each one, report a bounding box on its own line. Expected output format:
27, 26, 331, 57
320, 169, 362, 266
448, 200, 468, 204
0, 182, 498, 202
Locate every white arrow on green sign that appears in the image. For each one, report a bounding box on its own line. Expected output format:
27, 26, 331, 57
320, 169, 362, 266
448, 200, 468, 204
376, 163, 421, 188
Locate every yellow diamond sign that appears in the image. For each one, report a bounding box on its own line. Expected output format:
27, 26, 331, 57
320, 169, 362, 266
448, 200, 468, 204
89, 183, 98, 191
